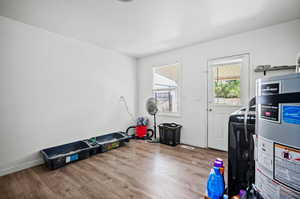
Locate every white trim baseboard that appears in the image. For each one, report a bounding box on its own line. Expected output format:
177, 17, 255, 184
0, 158, 44, 177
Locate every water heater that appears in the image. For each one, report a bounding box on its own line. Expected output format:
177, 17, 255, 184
255, 73, 300, 199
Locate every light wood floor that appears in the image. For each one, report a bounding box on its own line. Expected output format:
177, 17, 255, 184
0, 140, 227, 199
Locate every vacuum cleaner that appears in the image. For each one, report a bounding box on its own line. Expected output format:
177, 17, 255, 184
126, 117, 154, 139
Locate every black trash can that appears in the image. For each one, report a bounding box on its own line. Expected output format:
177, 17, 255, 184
158, 123, 182, 146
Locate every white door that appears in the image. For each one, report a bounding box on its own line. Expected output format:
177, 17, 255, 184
207, 54, 250, 151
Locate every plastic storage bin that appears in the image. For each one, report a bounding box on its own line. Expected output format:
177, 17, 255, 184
82, 138, 101, 156
159, 123, 182, 146
40, 141, 90, 169
94, 132, 130, 153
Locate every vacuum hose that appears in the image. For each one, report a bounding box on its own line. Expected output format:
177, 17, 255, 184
126, 126, 136, 137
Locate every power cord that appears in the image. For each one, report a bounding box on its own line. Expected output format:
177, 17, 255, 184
120, 96, 135, 123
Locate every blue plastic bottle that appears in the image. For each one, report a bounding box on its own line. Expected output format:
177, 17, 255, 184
207, 167, 225, 199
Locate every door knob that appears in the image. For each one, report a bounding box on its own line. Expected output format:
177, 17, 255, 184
208, 108, 213, 112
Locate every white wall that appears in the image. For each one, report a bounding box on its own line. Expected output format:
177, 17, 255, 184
137, 19, 300, 148
0, 16, 137, 176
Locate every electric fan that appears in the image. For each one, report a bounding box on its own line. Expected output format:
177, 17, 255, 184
146, 97, 159, 143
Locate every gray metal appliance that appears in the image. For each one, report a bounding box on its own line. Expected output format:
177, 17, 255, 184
255, 73, 300, 199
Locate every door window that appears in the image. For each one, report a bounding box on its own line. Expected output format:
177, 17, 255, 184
213, 63, 241, 106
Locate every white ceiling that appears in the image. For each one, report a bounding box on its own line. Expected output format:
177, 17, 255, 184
0, 0, 299, 58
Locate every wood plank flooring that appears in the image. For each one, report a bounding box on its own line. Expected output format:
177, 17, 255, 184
0, 140, 227, 199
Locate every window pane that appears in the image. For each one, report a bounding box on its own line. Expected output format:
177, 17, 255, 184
153, 89, 178, 113
153, 65, 178, 90
153, 64, 179, 113
213, 63, 241, 106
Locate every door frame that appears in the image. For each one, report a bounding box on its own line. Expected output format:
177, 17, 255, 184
206, 53, 251, 149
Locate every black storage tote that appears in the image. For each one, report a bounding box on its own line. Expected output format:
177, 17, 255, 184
40, 141, 90, 169
94, 132, 130, 153
159, 123, 182, 146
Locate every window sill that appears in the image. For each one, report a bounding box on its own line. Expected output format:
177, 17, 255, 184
213, 104, 242, 108
157, 113, 181, 118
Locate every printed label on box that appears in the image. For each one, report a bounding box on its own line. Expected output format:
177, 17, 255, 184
66, 156, 70, 163
66, 154, 79, 163
282, 105, 300, 125
70, 154, 79, 161
257, 136, 274, 177
274, 143, 300, 192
